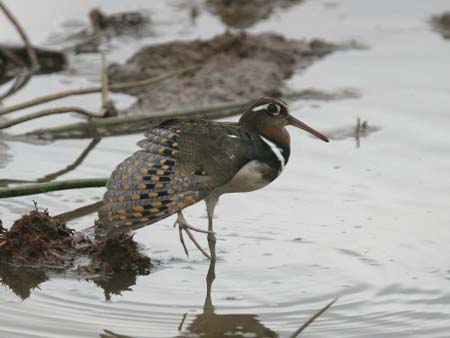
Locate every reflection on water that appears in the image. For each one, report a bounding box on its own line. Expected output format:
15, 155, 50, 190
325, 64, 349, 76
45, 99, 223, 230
0, 264, 48, 300
0, 258, 151, 302
0, 257, 333, 337
90, 267, 151, 301
176, 260, 278, 338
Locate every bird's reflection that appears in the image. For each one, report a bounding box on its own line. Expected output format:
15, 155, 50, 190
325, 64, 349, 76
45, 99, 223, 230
100, 258, 278, 338
176, 258, 278, 338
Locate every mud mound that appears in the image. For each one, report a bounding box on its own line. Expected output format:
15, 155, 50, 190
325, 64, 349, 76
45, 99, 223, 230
0, 209, 151, 274
109, 32, 344, 113
0, 209, 80, 266
431, 12, 450, 39
206, 0, 305, 29
89, 234, 151, 274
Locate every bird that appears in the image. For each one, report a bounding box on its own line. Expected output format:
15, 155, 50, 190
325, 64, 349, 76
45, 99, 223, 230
95, 97, 329, 260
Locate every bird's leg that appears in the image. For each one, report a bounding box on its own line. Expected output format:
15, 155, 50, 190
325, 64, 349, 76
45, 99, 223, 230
174, 211, 211, 259
206, 195, 219, 261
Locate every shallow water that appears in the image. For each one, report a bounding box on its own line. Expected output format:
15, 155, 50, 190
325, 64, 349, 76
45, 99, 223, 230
1, 0, 450, 337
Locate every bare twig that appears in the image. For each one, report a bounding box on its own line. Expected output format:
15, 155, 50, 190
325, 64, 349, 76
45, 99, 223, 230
0, 45, 26, 67
0, 178, 108, 199
55, 200, 103, 222
22, 100, 248, 140
100, 53, 109, 112
0, 73, 30, 101
0, 106, 101, 129
18, 89, 347, 141
289, 298, 338, 338
0, 66, 199, 116
0, 1, 39, 71
37, 138, 101, 182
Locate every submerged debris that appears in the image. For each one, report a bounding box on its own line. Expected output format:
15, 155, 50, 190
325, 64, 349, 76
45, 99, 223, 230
89, 8, 150, 34
325, 118, 381, 147
431, 12, 450, 39
109, 31, 352, 113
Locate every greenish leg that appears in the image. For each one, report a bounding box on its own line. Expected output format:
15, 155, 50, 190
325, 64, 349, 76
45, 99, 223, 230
205, 195, 219, 262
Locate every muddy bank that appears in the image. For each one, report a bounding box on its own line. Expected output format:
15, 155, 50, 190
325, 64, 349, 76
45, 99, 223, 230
431, 12, 450, 39
0, 209, 151, 275
206, 0, 305, 29
109, 31, 354, 113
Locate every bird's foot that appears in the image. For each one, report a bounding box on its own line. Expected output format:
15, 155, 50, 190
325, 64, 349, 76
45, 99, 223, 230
174, 214, 212, 260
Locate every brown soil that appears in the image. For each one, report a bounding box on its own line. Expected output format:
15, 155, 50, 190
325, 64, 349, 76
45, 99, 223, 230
431, 12, 450, 39
0, 209, 151, 273
206, 0, 305, 29
109, 31, 350, 114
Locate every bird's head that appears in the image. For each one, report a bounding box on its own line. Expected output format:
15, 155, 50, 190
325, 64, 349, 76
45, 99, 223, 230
239, 97, 329, 143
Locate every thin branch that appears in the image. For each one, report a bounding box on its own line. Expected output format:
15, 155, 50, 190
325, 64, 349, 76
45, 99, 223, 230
22, 100, 248, 140
17, 89, 354, 141
0, 73, 30, 101
55, 200, 103, 222
0, 106, 101, 129
289, 298, 338, 338
0, 66, 199, 116
0, 45, 26, 67
0, 178, 108, 199
100, 52, 109, 111
0, 1, 39, 71
36, 138, 101, 182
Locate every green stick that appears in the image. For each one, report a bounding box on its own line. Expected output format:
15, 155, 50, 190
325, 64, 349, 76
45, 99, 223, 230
0, 178, 108, 199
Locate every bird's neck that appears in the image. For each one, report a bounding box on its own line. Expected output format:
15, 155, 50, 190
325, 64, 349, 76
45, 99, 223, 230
258, 127, 291, 171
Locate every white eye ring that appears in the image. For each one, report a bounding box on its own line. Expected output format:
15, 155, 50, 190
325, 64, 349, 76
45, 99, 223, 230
252, 103, 281, 115
267, 103, 281, 115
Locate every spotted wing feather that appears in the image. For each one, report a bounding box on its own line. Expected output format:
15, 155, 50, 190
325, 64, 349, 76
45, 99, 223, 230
96, 119, 261, 237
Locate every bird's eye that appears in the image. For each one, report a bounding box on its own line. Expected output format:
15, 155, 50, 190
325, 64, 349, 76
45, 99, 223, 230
267, 103, 281, 115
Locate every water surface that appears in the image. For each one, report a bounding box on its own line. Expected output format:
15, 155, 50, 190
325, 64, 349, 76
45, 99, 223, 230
0, 0, 449, 337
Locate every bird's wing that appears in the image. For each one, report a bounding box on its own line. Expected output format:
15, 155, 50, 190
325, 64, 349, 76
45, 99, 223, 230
96, 119, 260, 237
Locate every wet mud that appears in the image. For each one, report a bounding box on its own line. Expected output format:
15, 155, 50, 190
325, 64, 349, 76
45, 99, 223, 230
109, 31, 353, 113
0, 209, 152, 297
206, 0, 305, 29
431, 12, 450, 39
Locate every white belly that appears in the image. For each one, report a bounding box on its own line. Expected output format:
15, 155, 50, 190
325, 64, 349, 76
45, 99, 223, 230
216, 160, 273, 194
